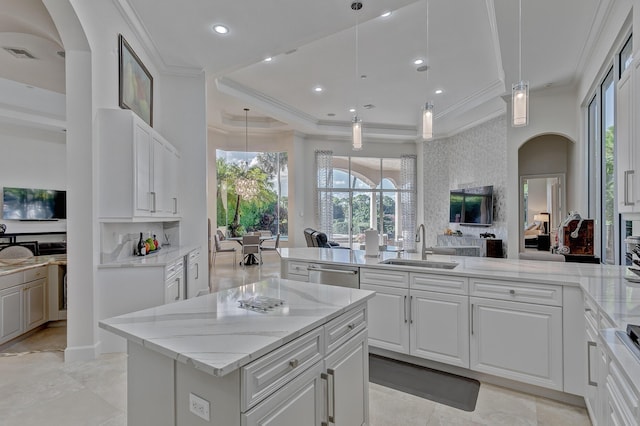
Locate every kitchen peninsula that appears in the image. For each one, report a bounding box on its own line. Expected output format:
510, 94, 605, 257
99, 278, 374, 426
280, 247, 640, 425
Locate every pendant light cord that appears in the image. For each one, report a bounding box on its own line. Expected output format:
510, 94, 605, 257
518, 0, 522, 82
355, 8, 359, 117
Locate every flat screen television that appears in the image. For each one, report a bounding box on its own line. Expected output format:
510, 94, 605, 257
2, 187, 66, 220
449, 186, 493, 226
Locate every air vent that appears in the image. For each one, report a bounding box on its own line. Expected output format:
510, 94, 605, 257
417, 65, 429, 72
3, 47, 37, 59
363, 104, 375, 109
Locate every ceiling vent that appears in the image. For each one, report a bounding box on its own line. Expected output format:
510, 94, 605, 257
3, 47, 37, 59
363, 104, 375, 109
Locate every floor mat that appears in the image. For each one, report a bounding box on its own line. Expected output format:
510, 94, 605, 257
369, 354, 480, 412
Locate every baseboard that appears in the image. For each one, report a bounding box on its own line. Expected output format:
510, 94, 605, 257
64, 341, 100, 362
369, 347, 586, 408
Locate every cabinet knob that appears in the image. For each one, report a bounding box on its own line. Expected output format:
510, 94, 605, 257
289, 359, 299, 368
509, 289, 516, 295
347, 323, 356, 330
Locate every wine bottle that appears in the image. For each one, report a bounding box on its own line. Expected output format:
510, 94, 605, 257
138, 232, 146, 256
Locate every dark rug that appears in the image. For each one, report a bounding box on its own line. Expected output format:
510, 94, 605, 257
369, 354, 480, 412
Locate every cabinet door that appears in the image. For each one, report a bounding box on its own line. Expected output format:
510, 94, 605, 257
617, 68, 635, 213
0, 286, 23, 343
165, 276, 181, 304
151, 134, 165, 215
360, 283, 409, 354
187, 252, 203, 299
584, 324, 599, 422
242, 362, 323, 426
324, 329, 368, 426
24, 278, 47, 331
470, 297, 563, 390
134, 121, 153, 216
410, 289, 469, 368
164, 145, 179, 215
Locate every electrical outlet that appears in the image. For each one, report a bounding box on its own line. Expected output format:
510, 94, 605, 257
189, 393, 210, 421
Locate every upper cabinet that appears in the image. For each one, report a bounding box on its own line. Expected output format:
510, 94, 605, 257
617, 60, 640, 213
98, 108, 181, 220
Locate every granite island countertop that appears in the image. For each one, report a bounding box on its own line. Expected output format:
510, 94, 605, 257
99, 278, 374, 377
0, 254, 66, 277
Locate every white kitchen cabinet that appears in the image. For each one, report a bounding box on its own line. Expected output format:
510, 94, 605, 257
0, 285, 23, 343
360, 282, 409, 354
24, 278, 47, 332
164, 257, 184, 304
282, 260, 310, 282
410, 289, 469, 368
470, 296, 563, 390
323, 329, 368, 426
617, 64, 636, 213
97, 108, 181, 220
187, 248, 204, 299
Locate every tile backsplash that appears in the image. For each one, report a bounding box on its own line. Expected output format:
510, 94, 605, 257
100, 222, 180, 263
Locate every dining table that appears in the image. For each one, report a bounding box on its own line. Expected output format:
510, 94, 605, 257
227, 236, 274, 265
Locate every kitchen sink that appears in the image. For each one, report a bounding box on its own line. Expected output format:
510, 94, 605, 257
379, 259, 459, 269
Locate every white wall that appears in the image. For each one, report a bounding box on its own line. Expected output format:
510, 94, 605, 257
422, 115, 508, 249
0, 122, 67, 234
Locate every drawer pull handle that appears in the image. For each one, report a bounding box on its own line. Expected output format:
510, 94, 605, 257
509, 289, 515, 295
289, 359, 299, 369
587, 341, 597, 386
347, 323, 355, 330
585, 307, 592, 312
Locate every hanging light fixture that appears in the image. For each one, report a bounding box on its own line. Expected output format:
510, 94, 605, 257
421, 0, 434, 140
351, 1, 363, 151
512, 0, 528, 127
235, 108, 259, 199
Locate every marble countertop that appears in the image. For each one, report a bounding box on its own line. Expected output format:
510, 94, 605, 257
280, 248, 640, 330
0, 254, 66, 276
99, 278, 374, 377
98, 245, 198, 268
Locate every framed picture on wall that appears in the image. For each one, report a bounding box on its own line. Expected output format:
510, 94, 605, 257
118, 34, 153, 126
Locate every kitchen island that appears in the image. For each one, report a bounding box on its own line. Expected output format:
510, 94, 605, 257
100, 278, 374, 426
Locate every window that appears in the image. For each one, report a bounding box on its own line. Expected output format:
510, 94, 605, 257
620, 34, 633, 75
318, 156, 415, 249
216, 150, 288, 237
602, 68, 616, 264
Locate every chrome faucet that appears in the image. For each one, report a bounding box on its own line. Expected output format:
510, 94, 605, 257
415, 224, 427, 260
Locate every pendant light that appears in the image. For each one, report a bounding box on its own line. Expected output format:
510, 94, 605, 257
352, 1, 363, 151
421, 0, 434, 140
235, 108, 259, 199
512, 0, 529, 127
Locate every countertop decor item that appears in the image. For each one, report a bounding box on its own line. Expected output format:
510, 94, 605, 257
118, 33, 153, 126
0, 223, 5, 234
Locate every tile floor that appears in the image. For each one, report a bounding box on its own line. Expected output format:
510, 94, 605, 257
0, 251, 592, 425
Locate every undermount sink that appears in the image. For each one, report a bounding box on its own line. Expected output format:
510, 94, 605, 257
379, 259, 459, 269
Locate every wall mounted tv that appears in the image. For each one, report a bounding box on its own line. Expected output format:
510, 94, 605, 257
2, 187, 66, 220
449, 186, 494, 226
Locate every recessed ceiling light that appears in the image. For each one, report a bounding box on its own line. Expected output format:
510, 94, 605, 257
212, 25, 229, 34
435, 89, 443, 94
413, 59, 424, 65
349, 108, 356, 113
313, 86, 323, 93
381, 10, 392, 18
264, 57, 273, 62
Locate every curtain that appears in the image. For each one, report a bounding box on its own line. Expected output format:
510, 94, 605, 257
316, 150, 333, 238
400, 155, 417, 252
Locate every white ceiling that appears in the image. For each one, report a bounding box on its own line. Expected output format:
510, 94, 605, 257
0, 0, 608, 140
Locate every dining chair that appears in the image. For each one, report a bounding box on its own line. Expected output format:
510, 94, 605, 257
261, 233, 280, 255
241, 235, 262, 267
0, 245, 35, 259
259, 230, 272, 237
212, 233, 237, 268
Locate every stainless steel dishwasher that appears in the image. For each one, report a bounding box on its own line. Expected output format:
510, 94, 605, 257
307, 263, 359, 288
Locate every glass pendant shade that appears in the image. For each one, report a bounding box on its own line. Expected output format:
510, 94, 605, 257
352, 116, 363, 151
421, 102, 434, 140
512, 80, 529, 127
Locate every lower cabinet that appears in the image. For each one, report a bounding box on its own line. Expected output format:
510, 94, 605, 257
0, 286, 23, 342
360, 283, 409, 354
24, 278, 47, 331
470, 297, 563, 390
411, 289, 469, 368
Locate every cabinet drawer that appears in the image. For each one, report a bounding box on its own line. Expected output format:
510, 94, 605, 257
0, 271, 23, 291
360, 268, 408, 288
470, 279, 562, 306
411, 273, 468, 295
24, 267, 46, 283
324, 304, 366, 354
609, 361, 639, 416
287, 261, 310, 277
241, 327, 323, 411
606, 375, 638, 426
286, 273, 309, 283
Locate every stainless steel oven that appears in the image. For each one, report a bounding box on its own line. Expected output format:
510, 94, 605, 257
307, 263, 359, 288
